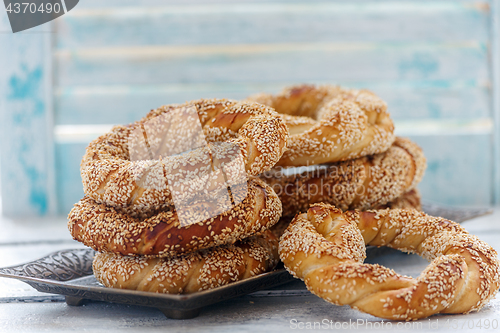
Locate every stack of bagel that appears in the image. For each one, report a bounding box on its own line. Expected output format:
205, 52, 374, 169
68, 84, 500, 321
68, 99, 290, 294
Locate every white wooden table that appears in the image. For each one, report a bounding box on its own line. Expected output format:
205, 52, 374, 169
0, 208, 499, 332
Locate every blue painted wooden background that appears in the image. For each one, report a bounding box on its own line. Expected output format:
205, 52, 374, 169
1, 0, 500, 216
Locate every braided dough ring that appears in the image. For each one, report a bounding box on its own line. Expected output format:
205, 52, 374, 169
261, 137, 426, 215
93, 230, 279, 294
280, 204, 500, 320
68, 178, 282, 258
247, 84, 395, 166
81, 99, 288, 209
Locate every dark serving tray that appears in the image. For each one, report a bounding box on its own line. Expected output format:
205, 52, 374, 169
0, 204, 491, 319
0, 248, 294, 319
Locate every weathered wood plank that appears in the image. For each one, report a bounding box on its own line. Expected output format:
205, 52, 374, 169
409, 134, 492, 206
395, 119, 492, 136
54, 81, 490, 125
492, 0, 500, 205
55, 143, 86, 214
0, 9, 7, 32
75, 0, 492, 9
55, 43, 488, 86
0, 22, 57, 216
56, 2, 490, 48
373, 83, 490, 121
53, 119, 493, 143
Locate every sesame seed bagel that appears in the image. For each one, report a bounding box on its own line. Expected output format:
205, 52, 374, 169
68, 178, 282, 258
280, 204, 500, 320
93, 229, 279, 294
246, 84, 395, 166
81, 99, 288, 209
260, 137, 426, 215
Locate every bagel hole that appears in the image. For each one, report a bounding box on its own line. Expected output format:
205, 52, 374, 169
365, 247, 429, 278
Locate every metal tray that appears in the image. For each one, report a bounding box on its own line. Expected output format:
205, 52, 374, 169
0, 204, 491, 319
0, 248, 294, 319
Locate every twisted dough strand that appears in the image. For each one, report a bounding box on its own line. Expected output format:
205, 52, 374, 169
280, 204, 500, 320
93, 230, 279, 294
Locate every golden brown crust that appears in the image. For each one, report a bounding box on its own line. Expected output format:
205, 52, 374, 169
260, 137, 426, 215
68, 178, 282, 258
81, 99, 288, 209
247, 84, 395, 166
279, 204, 500, 320
93, 230, 279, 294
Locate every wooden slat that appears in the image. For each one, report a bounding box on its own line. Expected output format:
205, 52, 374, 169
492, 0, 500, 205
53, 119, 493, 143
372, 83, 490, 120
55, 43, 488, 86
0, 10, 7, 33
409, 134, 492, 206
394, 119, 493, 136
0, 22, 57, 217
54, 81, 490, 125
75, 0, 492, 8
55, 143, 86, 214
56, 2, 490, 48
